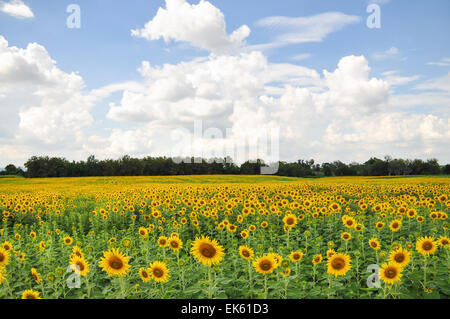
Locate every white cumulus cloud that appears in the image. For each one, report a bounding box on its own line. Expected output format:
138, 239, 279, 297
0, 0, 34, 19
0, 36, 96, 150
131, 0, 250, 54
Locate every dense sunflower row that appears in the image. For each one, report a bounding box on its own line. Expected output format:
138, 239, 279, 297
0, 176, 448, 299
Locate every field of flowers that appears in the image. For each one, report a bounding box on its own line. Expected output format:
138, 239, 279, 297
0, 175, 448, 299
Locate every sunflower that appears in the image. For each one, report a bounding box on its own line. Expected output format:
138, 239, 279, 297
168, 237, 183, 252
341, 232, 351, 241
139, 267, 151, 283
0, 267, 5, 285
191, 236, 225, 267
379, 262, 402, 285
388, 247, 411, 267
149, 261, 170, 283
327, 253, 352, 277
375, 222, 385, 229
157, 236, 168, 248
63, 236, 73, 246
267, 253, 283, 267
70, 255, 90, 277
0, 247, 10, 267
438, 236, 449, 247
289, 251, 304, 263
389, 219, 402, 232
369, 238, 381, 250
280, 268, 291, 277
343, 216, 356, 229
240, 230, 249, 239
2, 241, 12, 251
406, 209, 417, 218
98, 248, 131, 277
19, 252, 26, 262
31, 268, 42, 284
312, 254, 323, 265
253, 255, 277, 274
21, 289, 42, 299
121, 238, 132, 248
71, 246, 84, 259
238, 245, 254, 261
416, 236, 438, 256
138, 227, 148, 237
326, 249, 336, 259
283, 214, 297, 228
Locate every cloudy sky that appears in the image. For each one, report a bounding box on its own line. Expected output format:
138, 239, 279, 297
0, 0, 449, 167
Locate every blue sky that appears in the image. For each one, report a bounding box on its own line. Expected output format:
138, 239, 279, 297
0, 0, 449, 166
2, 0, 449, 87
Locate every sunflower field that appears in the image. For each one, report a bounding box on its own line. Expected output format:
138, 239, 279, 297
0, 175, 449, 299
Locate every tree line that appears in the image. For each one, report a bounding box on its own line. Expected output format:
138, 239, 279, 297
1, 155, 448, 178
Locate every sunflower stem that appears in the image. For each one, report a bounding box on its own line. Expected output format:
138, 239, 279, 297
327, 275, 333, 299
85, 276, 91, 298
4, 278, 13, 298
119, 277, 126, 299
248, 261, 253, 298
263, 274, 268, 299
423, 257, 428, 290
208, 266, 213, 299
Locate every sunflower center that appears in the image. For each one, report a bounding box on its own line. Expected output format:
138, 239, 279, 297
153, 268, 163, 278
242, 251, 250, 257
109, 257, 123, 270
422, 242, 432, 251
394, 254, 405, 263
76, 261, 85, 271
260, 261, 272, 271
385, 268, 397, 279
200, 244, 216, 258
26, 294, 36, 299
286, 218, 294, 225
0, 254, 4, 262
171, 242, 178, 248
331, 258, 345, 270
